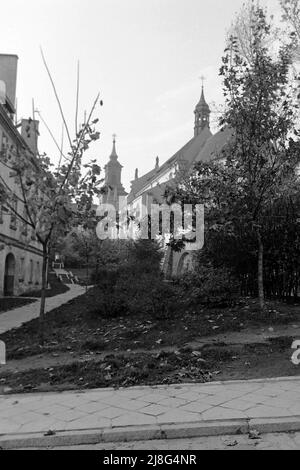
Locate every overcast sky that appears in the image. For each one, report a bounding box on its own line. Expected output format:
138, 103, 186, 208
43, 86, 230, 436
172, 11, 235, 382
1, 0, 280, 191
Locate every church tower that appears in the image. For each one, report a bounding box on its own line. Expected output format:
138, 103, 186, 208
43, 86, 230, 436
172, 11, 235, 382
194, 83, 210, 137
102, 135, 127, 210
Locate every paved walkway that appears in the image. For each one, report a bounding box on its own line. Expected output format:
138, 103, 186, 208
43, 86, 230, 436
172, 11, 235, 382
0, 376, 299, 447
0, 285, 87, 334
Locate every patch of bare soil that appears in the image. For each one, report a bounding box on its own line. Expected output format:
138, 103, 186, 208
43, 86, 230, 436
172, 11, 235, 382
1, 289, 299, 394
0, 337, 299, 394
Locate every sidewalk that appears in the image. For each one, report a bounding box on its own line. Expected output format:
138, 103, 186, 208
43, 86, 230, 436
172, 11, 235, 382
0, 285, 87, 334
0, 376, 299, 448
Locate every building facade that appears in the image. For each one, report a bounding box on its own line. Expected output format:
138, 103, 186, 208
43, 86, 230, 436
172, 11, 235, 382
126, 85, 232, 277
0, 54, 43, 296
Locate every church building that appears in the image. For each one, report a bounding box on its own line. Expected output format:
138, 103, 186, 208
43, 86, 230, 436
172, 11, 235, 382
100, 82, 232, 277
126, 83, 232, 277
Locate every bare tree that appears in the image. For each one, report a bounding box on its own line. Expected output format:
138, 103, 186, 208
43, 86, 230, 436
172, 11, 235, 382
0, 53, 102, 343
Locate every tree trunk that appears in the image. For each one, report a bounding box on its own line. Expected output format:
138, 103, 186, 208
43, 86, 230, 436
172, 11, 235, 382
86, 254, 89, 293
166, 247, 174, 280
39, 243, 48, 345
257, 231, 265, 310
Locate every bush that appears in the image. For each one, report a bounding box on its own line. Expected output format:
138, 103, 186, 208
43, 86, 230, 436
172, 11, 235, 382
91, 240, 178, 319
178, 264, 240, 308
92, 268, 128, 317
121, 273, 178, 320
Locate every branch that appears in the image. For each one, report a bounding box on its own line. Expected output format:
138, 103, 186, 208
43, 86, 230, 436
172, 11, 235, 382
58, 92, 100, 192
75, 61, 80, 139
36, 110, 71, 163
40, 47, 73, 152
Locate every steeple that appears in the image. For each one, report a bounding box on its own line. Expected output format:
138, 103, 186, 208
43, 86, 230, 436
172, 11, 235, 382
194, 80, 210, 137
110, 133, 118, 161
102, 134, 127, 209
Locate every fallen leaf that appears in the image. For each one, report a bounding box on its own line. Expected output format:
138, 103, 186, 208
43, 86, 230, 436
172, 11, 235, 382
249, 430, 261, 440
44, 430, 56, 436
225, 439, 238, 447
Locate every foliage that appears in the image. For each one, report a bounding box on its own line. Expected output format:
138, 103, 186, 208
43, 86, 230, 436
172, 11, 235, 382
92, 239, 178, 319
166, 6, 300, 309
177, 264, 241, 308
280, 0, 300, 44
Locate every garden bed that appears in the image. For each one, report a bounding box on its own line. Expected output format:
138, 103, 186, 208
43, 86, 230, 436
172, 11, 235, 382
0, 287, 299, 393
0, 337, 299, 394
1, 287, 299, 360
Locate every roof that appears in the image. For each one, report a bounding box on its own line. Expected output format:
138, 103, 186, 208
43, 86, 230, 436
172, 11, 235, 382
195, 87, 210, 113
195, 127, 234, 163
128, 126, 212, 203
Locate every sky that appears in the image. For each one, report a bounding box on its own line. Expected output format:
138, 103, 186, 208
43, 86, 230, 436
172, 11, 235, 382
0, 0, 281, 192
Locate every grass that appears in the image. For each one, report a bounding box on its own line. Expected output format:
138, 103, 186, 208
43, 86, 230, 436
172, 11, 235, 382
0, 297, 36, 314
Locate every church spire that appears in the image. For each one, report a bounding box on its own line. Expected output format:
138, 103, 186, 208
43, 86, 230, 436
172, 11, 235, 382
110, 133, 118, 160
194, 78, 210, 136
102, 133, 127, 210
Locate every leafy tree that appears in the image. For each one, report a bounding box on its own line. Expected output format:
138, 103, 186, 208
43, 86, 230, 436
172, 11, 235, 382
167, 6, 300, 310
280, 0, 300, 42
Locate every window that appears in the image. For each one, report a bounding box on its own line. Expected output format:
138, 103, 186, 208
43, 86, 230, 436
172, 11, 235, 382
21, 207, 28, 236
1, 133, 9, 161
29, 260, 33, 284
10, 196, 17, 230
19, 257, 25, 282
35, 261, 40, 285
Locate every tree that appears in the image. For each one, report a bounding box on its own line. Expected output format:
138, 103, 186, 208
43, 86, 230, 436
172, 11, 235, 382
228, 0, 278, 66
0, 56, 102, 342
168, 6, 300, 310
280, 0, 300, 40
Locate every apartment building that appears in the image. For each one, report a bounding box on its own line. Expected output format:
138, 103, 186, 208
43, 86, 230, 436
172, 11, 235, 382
0, 54, 43, 296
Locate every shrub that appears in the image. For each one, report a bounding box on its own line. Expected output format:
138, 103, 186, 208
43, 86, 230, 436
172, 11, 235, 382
121, 273, 178, 320
178, 264, 240, 308
91, 239, 177, 319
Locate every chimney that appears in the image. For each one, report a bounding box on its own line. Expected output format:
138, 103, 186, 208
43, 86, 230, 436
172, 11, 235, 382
21, 119, 39, 155
0, 54, 18, 111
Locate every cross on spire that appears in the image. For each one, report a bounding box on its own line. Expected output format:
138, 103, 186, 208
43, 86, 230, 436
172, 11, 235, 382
112, 133, 117, 143
199, 75, 206, 89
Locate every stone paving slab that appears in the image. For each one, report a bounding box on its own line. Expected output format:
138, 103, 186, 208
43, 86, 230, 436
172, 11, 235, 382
0, 285, 87, 334
0, 376, 299, 448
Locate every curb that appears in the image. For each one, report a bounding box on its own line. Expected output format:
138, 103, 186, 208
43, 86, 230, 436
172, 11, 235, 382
1, 416, 300, 449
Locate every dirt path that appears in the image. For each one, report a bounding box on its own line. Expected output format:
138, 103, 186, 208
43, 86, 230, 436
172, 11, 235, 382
188, 322, 300, 348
